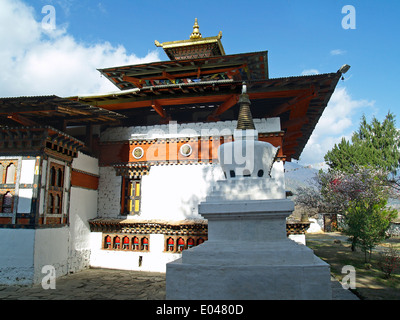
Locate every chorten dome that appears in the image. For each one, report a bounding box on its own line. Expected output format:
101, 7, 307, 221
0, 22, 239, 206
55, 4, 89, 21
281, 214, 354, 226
218, 83, 280, 180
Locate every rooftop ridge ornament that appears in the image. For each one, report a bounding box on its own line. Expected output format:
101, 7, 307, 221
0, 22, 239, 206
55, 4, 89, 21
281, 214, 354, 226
154, 19, 225, 60
236, 82, 256, 130
190, 18, 202, 39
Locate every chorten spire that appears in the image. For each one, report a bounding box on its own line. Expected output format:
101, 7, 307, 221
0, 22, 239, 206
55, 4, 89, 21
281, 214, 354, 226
190, 18, 202, 39
236, 83, 256, 130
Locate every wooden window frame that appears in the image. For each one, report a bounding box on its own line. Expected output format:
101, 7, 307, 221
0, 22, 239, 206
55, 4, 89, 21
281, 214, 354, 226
102, 233, 150, 252
46, 162, 65, 215
0, 160, 18, 215
1, 191, 14, 213
164, 235, 207, 253
121, 177, 142, 216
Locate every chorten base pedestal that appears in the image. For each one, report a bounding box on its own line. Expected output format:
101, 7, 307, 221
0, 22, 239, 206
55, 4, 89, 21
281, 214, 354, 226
166, 199, 332, 300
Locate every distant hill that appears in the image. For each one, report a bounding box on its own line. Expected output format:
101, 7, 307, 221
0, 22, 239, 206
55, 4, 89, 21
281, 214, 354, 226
284, 162, 319, 195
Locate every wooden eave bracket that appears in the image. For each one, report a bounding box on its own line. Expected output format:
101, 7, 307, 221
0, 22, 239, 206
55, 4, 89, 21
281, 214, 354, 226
209, 94, 240, 120
151, 100, 167, 118
281, 116, 309, 130
269, 85, 318, 117
7, 113, 39, 126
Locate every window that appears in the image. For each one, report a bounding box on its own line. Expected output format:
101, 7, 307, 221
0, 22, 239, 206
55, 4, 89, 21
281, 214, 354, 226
5, 163, 16, 184
122, 236, 130, 250
57, 168, 63, 187
48, 194, 54, 213
113, 236, 121, 249
2, 192, 13, 213
55, 195, 61, 214
167, 237, 174, 252
132, 236, 139, 250
141, 237, 149, 251
121, 178, 141, 215
177, 237, 185, 251
0, 161, 17, 185
164, 235, 207, 253
102, 233, 150, 252
47, 162, 64, 214
0, 165, 3, 184
187, 238, 194, 249
0, 160, 18, 216
104, 235, 112, 249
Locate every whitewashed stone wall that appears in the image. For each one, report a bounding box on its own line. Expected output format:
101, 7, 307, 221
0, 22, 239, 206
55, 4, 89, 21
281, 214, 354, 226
97, 166, 122, 217
67, 152, 99, 274
138, 164, 224, 221
90, 233, 181, 272
0, 229, 35, 285
33, 227, 70, 284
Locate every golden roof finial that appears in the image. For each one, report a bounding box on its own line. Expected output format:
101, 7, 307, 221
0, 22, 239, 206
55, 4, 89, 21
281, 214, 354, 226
190, 18, 202, 39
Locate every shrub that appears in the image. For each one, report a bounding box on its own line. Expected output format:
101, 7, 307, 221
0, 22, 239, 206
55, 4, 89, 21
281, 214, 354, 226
378, 245, 400, 279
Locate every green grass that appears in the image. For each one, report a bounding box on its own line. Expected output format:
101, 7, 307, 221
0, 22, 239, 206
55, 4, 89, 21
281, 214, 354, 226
306, 233, 400, 300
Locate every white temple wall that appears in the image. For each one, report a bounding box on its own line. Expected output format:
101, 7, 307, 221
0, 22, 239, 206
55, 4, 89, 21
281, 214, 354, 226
71, 151, 99, 176
67, 152, 99, 274
137, 164, 225, 221
17, 159, 36, 214
97, 164, 225, 221
67, 187, 97, 273
97, 166, 122, 217
33, 227, 70, 284
89, 232, 181, 272
0, 228, 35, 285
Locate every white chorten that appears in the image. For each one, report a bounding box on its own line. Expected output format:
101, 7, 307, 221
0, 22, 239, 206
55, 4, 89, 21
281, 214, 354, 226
166, 84, 332, 300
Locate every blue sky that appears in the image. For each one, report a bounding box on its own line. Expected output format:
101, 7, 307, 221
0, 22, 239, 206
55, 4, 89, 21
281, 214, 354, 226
1, 0, 400, 166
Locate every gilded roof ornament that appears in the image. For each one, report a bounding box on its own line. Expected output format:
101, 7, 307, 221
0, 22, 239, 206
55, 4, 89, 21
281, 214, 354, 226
154, 18, 225, 60
190, 18, 202, 39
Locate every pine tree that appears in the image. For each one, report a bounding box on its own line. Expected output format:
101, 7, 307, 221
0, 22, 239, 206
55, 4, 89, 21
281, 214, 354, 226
324, 112, 400, 175
324, 137, 357, 172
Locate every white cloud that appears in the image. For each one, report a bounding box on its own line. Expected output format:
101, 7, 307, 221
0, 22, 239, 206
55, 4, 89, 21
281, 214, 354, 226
0, 0, 160, 97
97, 2, 107, 14
330, 49, 346, 56
301, 69, 320, 76
298, 87, 375, 166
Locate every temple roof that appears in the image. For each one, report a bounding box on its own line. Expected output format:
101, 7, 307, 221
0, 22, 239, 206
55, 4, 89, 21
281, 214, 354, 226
154, 18, 225, 60
0, 95, 126, 128
70, 71, 342, 160
0, 126, 85, 159
97, 51, 268, 90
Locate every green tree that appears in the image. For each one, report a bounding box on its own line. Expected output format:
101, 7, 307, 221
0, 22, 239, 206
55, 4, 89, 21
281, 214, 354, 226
343, 199, 397, 262
324, 112, 400, 175
324, 138, 357, 173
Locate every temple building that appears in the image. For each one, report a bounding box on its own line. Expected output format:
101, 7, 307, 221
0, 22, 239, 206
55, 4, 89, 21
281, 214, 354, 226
0, 20, 344, 284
